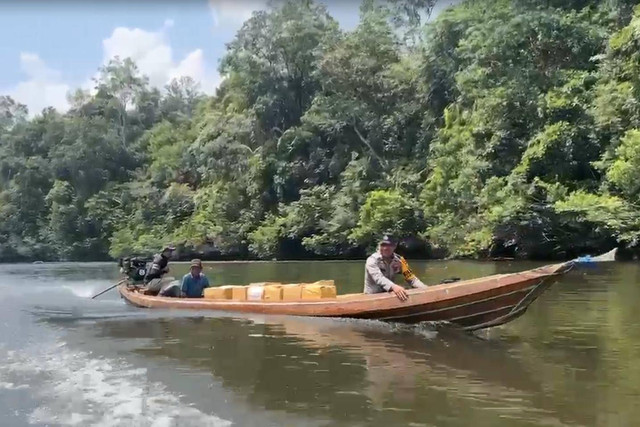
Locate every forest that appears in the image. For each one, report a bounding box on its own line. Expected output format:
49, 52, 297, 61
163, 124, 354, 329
1, 0, 640, 262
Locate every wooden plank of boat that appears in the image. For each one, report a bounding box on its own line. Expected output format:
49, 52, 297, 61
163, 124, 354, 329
117, 260, 573, 330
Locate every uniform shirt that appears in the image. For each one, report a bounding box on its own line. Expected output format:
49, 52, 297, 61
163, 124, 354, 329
180, 273, 210, 298
364, 252, 427, 294
151, 253, 169, 272
145, 253, 170, 283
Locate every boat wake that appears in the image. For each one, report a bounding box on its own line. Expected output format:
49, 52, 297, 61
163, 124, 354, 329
0, 341, 231, 427
62, 282, 107, 298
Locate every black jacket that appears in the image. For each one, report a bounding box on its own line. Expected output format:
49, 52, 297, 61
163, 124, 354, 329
144, 253, 169, 282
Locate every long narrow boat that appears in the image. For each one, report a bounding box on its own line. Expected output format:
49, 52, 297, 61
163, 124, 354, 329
118, 260, 575, 331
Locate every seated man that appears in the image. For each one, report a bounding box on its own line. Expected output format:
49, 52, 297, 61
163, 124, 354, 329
364, 234, 427, 301
180, 259, 210, 298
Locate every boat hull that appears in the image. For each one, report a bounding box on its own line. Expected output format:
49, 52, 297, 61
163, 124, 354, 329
117, 261, 573, 331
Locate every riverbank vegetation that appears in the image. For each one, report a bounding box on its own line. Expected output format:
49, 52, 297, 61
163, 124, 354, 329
2, 0, 640, 261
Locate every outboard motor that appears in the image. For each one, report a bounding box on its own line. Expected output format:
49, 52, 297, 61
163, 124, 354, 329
118, 257, 150, 283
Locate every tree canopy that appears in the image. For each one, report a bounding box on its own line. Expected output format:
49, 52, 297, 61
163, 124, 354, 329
2, 0, 640, 262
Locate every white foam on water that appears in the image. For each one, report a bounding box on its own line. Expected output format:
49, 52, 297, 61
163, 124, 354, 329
0, 280, 113, 302
0, 342, 232, 427
62, 282, 109, 299
0, 381, 29, 390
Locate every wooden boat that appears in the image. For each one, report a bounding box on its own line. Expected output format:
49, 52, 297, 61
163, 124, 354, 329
118, 260, 574, 331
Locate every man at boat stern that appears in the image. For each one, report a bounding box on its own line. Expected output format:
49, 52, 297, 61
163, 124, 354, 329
143, 245, 176, 295
364, 235, 427, 301
180, 259, 210, 298
145, 245, 175, 283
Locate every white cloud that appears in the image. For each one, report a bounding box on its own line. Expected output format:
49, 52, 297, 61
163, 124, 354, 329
102, 27, 173, 88
170, 49, 205, 82
208, 0, 267, 27
163, 18, 175, 29
8, 53, 70, 116
101, 25, 219, 93
169, 49, 221, 94
5, 19, 222, 115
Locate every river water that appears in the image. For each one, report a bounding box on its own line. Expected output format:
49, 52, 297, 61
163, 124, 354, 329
0, 259, 638, 426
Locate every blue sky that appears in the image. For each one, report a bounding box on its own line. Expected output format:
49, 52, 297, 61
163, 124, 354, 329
0, 0, 453, 116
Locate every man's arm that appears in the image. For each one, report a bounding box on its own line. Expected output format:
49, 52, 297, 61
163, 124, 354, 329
180, 275, 189, 297
399, 257, 428, 289
198, 276, 210, 298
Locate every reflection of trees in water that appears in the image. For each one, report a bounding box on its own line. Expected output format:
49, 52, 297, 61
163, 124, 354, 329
505, 264, 640, 426
95, 314, 591, 426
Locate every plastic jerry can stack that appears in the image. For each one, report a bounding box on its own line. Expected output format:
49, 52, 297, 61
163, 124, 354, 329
282, 284, 303, 300
247, 285, 265, 301
204, 286, 233, 300
301, 280, 337, 300
262, 285, 284, 301
204, 281, 336, 301
231, 286, 247, 301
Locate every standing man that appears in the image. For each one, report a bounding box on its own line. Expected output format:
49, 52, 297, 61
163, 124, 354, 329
364, 234, 427, 301
180, 259, 210, 298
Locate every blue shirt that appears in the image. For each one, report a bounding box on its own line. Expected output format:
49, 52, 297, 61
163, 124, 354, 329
181, 273, 210, 298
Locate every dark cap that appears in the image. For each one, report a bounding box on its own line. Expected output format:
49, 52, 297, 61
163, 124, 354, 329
379, 234, 397, 246
163, 245, 176, 252
190, 259, 203, 268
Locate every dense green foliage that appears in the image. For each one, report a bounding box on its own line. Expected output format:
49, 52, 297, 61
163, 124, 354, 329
2, 0, 640, 261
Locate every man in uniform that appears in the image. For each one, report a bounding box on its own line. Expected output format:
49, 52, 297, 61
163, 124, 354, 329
364, 235, 427, 301
145, 245, 175, 283
143, 245, 175, 295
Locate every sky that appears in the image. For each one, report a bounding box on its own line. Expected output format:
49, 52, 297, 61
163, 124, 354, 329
0, 0, 454, 116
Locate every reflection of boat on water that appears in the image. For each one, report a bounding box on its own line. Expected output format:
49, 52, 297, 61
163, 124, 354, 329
118, 261, 573, 330
267, 317, 595, 426
92, 315, 590, 426
262, 317, 543, 401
